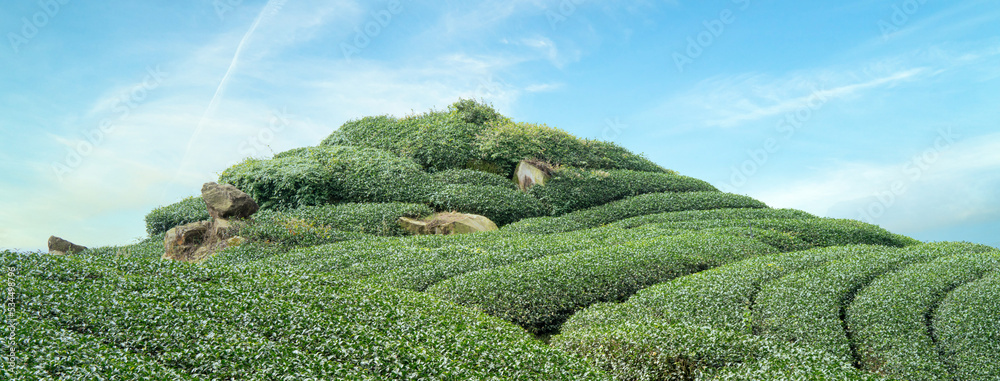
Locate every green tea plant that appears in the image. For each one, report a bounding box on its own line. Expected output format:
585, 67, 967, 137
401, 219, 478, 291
529, 167, 717, 215
847, 245, 1000, 380
144, 196, 211, 235
933, 272, 1000, 381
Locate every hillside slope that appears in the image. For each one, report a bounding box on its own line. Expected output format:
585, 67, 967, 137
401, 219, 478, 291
5, 100, 998, 380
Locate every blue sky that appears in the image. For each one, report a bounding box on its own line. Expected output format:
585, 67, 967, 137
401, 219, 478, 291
2, 0, 998, 250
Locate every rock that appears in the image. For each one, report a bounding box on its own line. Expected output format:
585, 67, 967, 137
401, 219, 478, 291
48, 236, 87, 255
202, 182, 259, 220
163, 220, 244, 263
163, 183, 257, 263
515, 160, 552, 191
399, 212, 498, 235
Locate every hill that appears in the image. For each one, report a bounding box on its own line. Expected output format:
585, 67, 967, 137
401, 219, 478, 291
4, 99, 998, 380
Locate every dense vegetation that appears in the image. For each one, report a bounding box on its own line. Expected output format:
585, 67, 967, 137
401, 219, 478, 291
6, 99, 998, 380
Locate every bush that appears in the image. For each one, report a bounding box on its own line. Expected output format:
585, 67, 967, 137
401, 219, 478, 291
144, 196, 210, 236
502, 192, 769, 234
552, 319, 879, 381
934, 272, 1000, 381
609, 208, 815, 229
430, 168, 517, 189
529, 167, 717, 215
427, 184, 548, 226
632, 217, 920, 248
476, 121, 667, 176
219, 146, 435, 210
5, 249, 607, 380
426, 231, 777, 334
322, 99, 668, 175
752, 243, 964, 363
238, 209, 370, 247
287, 202, 433, 236
846, 244, 1000, 380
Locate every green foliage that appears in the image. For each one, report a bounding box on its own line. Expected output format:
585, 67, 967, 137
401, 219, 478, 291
321, 99, 667, 175
426, 231, 777, 334
144, 196, 210, 236
609, 207, 816, 228
219, 145, 435, 210
287, 202, 433, 236
934, 272, 1000, 381
632, 217, 921, 248
427, 184, 547, 226
430, 168, 517, 189
448, 97, 511, 126
529, 167, 718, 215
503, 191, 769, 234
476, 121, 667, 175
846, 244, 1000, 380
552, 319, 881, 381
4, 248, 608, 380
238, 209, 370, 247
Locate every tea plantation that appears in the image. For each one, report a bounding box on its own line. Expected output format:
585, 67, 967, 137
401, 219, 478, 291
4, 100, 998, 380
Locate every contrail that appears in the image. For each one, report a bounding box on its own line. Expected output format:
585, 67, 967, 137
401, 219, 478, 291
169, 0, 284, 186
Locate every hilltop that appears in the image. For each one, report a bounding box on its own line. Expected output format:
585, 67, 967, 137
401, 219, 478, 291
4, 99, 999, 380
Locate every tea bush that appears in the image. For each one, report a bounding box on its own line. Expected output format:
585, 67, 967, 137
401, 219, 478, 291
630, 217, 920, 248
286, 202, 433, 236
560, 245, 893, 336
426, 184, 547, 226
219, 145, 435, 210
503, 191, 769, 234
609, 207, 816, 229
4, 249, 609, 380
529, 167, 717, 215
847, 245, 1000, 380
144, 196, 210, 235
430, 168, 517, 189
933, 272, 1000, 381
752, 243, 966, 363
426, 231, 776, 334
3, 310, 195, 380
238, 209, 370, 247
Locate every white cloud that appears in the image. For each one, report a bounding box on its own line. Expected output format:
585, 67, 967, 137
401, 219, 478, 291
748, 132, 1000, 235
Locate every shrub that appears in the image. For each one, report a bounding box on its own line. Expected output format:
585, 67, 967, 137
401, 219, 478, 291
5, 249, 608, 380
609, 207, 816, 229
476, 121, 667, 175
552, 319, 880, 381
529, 167, 717, 215
430, 168, 517, 189
933, 272, 1000, 381
238, 209, 369, 247
502, 192, 769, 234
219, 145, 435, 210
287, 202, 433, 236
427, 184, 547, 226
5, 311, 194, 380
144, 196, 210, 236
631, 218, 920, 248
752, 242, 965, 363
561, 245, 894, 336
426, 231, 777, 334
846, 244, 1000, 380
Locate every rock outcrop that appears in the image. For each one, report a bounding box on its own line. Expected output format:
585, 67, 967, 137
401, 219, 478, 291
163, 183, 256, 263
48, 236, 87, 255
515, 160, 552, 191
399, 212, 498, 235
